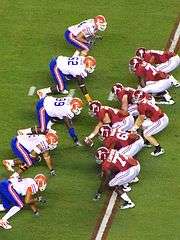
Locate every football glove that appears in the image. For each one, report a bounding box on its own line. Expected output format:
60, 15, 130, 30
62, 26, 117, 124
50, 169, 56, 176
38, 196, 47, 204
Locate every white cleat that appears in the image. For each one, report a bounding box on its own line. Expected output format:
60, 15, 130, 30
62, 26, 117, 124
61, 89, 69, 94
122, 185, 131, 192
0, 219, 12, 230
120, 201, 135, 210
151, 148, 165, 156
130, 177, 139, 183
3, 160, 14, 172
173, 82, 180, 88
155, 99, 175, 105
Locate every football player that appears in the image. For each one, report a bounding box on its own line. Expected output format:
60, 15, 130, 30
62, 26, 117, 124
37, 55, 96, 103
130, 90, 169, 156
64, 15, 107, 57
129, 56, 178, 104
99, 125, 144, 157
18, 96, 83, 146
111, 82, 154, 116
3, 132, 58, 175
135, 47, 180, 81
93, 147, 140, 209
84, 100, 134, 146
0, 173, 47, 230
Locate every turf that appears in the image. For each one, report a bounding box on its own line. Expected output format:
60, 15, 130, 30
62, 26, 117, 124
0, 0, 179, 239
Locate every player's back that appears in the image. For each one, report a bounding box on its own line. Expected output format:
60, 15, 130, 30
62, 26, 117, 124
56, 56, 87, 78
17, 134, 48, 152
11, 178, 38, 196
68, 19, 95, 37
44, 96, 74, 119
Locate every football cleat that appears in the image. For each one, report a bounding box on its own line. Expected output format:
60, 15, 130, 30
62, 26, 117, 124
122, 185, 132, 192
70, 97, 83, 115
34, 174, 47, 192
61, 89, 69, 94
151, 148, 165, 156
37, 87, 51, 99
0, 219, 12, 230
120, 201, 135, 210
3, 160, 14, 172
130, 177, 139, 183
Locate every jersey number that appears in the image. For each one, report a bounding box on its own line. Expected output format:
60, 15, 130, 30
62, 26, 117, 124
68, 57, 79, 65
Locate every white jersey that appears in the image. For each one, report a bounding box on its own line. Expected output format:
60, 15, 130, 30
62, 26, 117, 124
10, 178, 38, 196
56, 56, 87, 79
68, 19, 96, 38
17, 134, 49, 153
44, 96, 74, 119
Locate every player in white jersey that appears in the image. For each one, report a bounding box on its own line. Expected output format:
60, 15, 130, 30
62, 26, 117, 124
17, 96, 83, 146
0, 173, 47, 230
37, 55, 96, 103
3, 132, 58, 175
64, 15, 107, 57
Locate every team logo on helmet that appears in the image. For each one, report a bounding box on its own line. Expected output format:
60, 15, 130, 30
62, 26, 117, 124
95, 147, 109, 164
94, 15, 107, 31
132, 90, 146, 104
34, 174, 47, 192
70, 97, 83, 115
99, 125, 112, 141
129, 56, 143, 73
111, 83, 124, 95
84, 56, 96, 73
135, 47, 146, 59
89, 100, 102, 117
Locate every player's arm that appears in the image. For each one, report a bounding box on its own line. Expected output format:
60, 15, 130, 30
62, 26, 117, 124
76, 32, 89, 43
131, 114, 145, 131
121, 95, 129, 112
87, 121, 104, 140
76, 76, 92, 103
63, 116, 79, 144
25, 187, 39, 214
42, 151, 55, 175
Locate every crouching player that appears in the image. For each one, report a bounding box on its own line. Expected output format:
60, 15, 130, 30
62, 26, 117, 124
93, 147, 140, 209
0, 173, 47, 230
3, 132, 58, 176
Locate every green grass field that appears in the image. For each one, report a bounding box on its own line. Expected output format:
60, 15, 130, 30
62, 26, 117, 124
0, 1, 180, 239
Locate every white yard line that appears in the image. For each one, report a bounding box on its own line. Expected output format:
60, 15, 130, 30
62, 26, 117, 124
95, 191, 118, 240
169, 21, 180, 52
107, 91, 115, 101
27, 86, 36, 96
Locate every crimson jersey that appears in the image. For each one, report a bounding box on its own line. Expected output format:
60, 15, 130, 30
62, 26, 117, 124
102, 149, 138, 173
97, 106, 129, 123
144, 50, 175, 64
135, 62, 169, 82
103, 129, 140, 150
138, 100, 164, 122
116, 87, 135, 104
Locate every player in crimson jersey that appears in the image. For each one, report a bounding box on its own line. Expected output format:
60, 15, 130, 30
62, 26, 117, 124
135, 47, 180, 79
99, 125, 144, 157
129, 57, 177, 104
84, 100, 134, 146
111, 82, 155, 116
93, 147, 140, 209
131, 90, 169, 156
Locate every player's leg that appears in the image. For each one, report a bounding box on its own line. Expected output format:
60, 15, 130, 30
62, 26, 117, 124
36, 98, 51, 132
156, 55, 180, 74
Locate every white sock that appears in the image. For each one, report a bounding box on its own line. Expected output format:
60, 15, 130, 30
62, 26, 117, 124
0, 204, 6, 212
2, 206, 21, 221
17, 128, 32, 135
72, 50, 80, 57
121, 193, 132, 203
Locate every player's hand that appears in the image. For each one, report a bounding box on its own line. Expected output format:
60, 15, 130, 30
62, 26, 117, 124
84, 137, 94, 147
38, 196, 47, 204
93, 192, 101, 201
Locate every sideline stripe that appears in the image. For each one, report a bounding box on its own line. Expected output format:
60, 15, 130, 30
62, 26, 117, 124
95, 191, 117, 240
169, 21, 180, 52
28, 86, 36, 96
